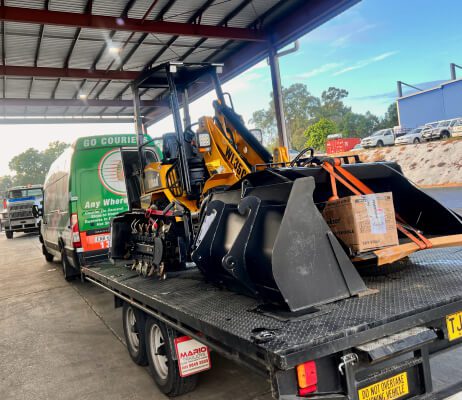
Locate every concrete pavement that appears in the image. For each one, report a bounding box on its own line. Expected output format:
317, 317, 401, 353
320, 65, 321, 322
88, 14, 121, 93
0, 233, 270, 400
1, 232, 462, 399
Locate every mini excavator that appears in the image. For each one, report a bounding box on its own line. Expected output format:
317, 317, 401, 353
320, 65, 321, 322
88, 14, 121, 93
110, 62, 462, 313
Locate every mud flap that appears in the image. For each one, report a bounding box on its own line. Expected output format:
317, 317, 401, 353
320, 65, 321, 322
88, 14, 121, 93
271, 177, 368, 312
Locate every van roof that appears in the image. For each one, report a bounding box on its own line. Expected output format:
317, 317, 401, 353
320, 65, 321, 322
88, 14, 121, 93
73, 134, 150, 151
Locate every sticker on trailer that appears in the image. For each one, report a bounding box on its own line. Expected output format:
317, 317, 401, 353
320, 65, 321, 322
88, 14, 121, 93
174, 336, 211, 377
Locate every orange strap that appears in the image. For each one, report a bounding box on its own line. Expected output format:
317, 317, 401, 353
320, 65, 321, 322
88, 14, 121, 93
322, 159, 432, 250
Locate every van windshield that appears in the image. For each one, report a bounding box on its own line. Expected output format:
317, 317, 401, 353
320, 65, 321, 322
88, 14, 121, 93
8, 188, 42, 198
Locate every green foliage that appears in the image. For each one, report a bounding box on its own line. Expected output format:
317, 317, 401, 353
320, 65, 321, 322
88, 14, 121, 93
250, 82, 397, 150
0, 175, 14, 194
379, 103, 399, 129
304, 118, 337, 151
6, 141, 69, 186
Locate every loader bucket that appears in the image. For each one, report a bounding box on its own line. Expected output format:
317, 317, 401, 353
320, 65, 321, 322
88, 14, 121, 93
193, 176, 368, 312
192, 161, 462, 312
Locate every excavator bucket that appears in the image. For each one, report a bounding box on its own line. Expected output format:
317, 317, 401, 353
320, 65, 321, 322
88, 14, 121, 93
192, 161, 462, 312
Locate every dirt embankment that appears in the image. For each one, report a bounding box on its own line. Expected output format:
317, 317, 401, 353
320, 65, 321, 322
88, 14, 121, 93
353, 139, 462, 188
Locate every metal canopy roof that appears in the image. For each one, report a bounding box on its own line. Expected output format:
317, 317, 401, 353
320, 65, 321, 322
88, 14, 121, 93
0, 0, 359, 125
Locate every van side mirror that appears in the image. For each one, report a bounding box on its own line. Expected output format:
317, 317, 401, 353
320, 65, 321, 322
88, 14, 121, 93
32, 205, 43, 218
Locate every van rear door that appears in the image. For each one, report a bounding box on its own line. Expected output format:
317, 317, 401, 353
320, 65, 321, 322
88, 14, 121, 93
73, 147, 130, 253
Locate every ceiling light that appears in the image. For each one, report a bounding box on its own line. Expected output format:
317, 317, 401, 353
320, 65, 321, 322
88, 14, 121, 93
109, 46, 121, 55
79, 94, 87, 100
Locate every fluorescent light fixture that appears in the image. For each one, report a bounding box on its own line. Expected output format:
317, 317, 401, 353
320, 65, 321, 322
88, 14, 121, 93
79, 94, 87, 100
109, 46, 121, 55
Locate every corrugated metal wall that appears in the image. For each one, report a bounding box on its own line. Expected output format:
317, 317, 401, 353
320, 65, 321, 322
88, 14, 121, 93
398, 79, 462, 128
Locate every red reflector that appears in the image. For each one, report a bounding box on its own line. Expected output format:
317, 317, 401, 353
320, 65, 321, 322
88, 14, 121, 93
70, 213, 82, 248
297, 361, 317, 395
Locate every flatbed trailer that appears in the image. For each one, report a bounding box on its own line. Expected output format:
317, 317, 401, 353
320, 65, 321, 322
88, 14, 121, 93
82, 247, 462, 400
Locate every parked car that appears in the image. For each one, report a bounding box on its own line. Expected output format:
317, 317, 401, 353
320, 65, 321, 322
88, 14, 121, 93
395, 126, 425, 145
360, 128, 395, 148
421, 119, 459, 141
450, 118, 462, 138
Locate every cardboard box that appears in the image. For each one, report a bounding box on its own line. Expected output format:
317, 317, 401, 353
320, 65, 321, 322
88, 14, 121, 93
322, 192, 399, 253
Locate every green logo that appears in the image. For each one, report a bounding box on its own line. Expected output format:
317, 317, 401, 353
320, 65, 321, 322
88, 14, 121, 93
98, 149, 127, 196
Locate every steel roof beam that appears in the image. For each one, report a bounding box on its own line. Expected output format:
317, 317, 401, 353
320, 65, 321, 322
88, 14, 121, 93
0, 5, 265, 41
0, 66, 139, 79
0, 98, 168, 107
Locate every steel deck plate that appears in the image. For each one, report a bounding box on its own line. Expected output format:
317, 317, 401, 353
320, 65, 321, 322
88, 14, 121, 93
83, 247, 462, 369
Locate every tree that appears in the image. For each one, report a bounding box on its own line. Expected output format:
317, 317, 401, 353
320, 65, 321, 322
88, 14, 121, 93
8, 141, 69, 186
379, 103, 399, 129
317, 87, 350, 123
249, 83, 320, 150
304, 118, 337, 151
250, 82, 392, 149
0, 175, 14, 194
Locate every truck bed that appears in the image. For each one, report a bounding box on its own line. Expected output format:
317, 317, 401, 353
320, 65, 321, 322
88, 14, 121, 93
82, 247, 462, 371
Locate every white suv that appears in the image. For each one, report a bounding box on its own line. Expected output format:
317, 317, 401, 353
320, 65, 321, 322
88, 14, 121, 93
422, 119, 458, 141
361, 128, 395, 148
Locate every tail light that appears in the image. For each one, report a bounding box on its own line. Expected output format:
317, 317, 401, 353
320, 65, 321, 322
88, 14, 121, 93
297, 361, 317, 396
2, 199, 6, 209
70, 213, 82, 248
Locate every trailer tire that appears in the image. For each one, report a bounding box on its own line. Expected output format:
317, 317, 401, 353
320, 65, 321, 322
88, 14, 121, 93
122, 303, 148, 366
5, 230, 13, 239
61, 249, 76, 281
359, 259, 410, 276
145, 318, 198, 397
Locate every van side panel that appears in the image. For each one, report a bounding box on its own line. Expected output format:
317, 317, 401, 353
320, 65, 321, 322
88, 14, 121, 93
42, 147, 72, 254
72, 147, 129, 252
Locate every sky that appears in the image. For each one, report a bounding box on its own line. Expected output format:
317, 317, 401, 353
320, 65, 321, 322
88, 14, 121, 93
1, 0, 462, 175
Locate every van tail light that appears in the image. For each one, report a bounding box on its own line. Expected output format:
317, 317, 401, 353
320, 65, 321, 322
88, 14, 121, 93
297, 361, 317, 396
70, 213, 82, 248
2, 199, 6, 209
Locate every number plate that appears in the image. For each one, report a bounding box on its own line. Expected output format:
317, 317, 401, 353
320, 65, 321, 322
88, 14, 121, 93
446, 311, 462, 341
358, 372, 409, 400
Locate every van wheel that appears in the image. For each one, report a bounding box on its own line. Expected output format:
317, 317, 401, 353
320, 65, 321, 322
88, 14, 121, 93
122, 303, 148, 366
5, 230, 13, 239
61, 249, 75, 281
376, 140, 384, 147
43, 245, 54, 262
145, 318, 198, 397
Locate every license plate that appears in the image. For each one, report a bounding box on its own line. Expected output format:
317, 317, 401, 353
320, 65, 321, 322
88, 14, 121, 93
446, 311, 462, 341
358, 372, 409, 400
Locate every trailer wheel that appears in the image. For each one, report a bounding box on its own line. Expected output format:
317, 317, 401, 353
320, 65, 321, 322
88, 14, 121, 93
122, 303, 148, 366
359, 259, 410, 276
61, 249, 76, 281
145, 318, 198, 396
5, 230, 13, 239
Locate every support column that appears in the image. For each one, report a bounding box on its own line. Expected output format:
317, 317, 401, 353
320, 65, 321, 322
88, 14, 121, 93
268, 46, 289, 149
132, 83, 146, 172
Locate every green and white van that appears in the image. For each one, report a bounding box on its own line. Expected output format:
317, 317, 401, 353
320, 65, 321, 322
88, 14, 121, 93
41, 134, 157, 279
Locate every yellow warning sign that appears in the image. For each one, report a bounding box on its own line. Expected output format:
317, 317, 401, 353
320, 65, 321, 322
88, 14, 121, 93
358, 372, 409, 400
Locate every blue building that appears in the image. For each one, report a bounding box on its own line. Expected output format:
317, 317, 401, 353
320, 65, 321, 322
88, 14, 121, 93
397, 78, 462, 128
